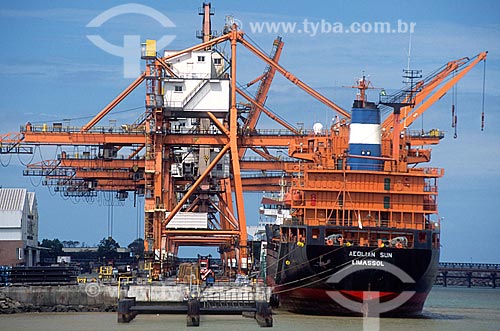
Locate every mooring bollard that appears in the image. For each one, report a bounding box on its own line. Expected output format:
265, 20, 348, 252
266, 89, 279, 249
117, 297, 136, 323
255, 301, 273, 327
187, 299, 200, 327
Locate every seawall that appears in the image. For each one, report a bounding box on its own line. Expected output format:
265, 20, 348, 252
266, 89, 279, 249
0, 283, 271, 313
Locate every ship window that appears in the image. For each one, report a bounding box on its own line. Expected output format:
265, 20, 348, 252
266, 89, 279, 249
419, 232, 427, 243
384, 178, 391, 190
383, 196, 390, 209
174, 85, 183, 92
338, 193, 344, 207
432, 233, 439, 248
214, 58, 222, 65
197, 56, 205, 62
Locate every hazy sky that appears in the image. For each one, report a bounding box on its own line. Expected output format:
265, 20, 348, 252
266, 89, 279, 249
0, 1, 499, 261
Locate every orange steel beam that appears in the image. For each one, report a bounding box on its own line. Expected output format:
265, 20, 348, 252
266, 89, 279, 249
220, 178, 234, 232
168, 239, 232, 245
167, 240, 233, 245
244, 37, 284, 131
402, 52, 487, 129
246, 73, 266, 87
168, 237, 234, 241
241, 176, 284, 186
22, 131, 145, 145
166, 134, 228, 146
74, 170, 134, 179
92, 179, 140, 187
207, 112, 230, 136
154, 134, 293, 146
81, 72, 146, 132
162, 143, 231, 226
229, 29, 248, 270
247, 147, 278, 161
162, 33, 230, 62
407, 136, 442, 146
154, 57, 178, 77
20, 132, 294, 150
164, 230, 241, 235
382, 57, 470, 132
240, 160, 288, 171
236, 87, 299, 134
128, 144, 145, 159
237, 34, 351, 119
242, 185, 284, 192
0, 132, 25, 144
59, 158, 141, 169
238, 135, 293, 147
210, 194, 239, 230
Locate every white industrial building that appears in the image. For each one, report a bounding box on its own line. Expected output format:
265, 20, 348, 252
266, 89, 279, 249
0, 188, 40, 266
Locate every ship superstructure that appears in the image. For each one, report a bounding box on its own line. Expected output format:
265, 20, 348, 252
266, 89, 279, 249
265, 68, 486, 315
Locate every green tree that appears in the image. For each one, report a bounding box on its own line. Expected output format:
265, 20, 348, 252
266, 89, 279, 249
40, 238, 64, 255
62, 240, 80, 248
97, 237, 120, 262
128, 238, 144, 259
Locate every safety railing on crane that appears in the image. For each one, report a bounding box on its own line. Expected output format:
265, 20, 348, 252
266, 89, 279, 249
21, 123, 147, 135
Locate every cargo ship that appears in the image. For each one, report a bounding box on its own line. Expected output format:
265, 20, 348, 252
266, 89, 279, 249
263, 71, 466, 316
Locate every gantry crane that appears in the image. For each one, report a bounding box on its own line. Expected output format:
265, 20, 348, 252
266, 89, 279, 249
0, 3, 487, 280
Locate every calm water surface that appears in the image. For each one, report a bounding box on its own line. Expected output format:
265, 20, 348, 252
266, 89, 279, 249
1, 287, 499, 331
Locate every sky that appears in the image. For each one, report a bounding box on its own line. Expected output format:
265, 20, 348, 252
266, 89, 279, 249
0, 1, 499, 261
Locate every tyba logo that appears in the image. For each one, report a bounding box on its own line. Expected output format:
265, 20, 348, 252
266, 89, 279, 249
86, 3, 176, 78
326, 261, 416, 330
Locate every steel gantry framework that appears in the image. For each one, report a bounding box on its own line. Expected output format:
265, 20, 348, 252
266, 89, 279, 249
0, 7, 349, 278
0, 4, 487, 279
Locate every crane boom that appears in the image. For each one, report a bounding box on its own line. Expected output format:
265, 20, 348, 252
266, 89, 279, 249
237, 34, 351, 119
382, 52, 487, 133
402, 52, 487, 129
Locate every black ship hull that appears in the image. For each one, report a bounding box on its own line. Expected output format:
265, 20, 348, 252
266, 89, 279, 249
266, 227, 439, 316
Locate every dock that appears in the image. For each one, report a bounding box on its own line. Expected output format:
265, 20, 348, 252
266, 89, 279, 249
436, 262, 500, 288
117, 282, 272, 327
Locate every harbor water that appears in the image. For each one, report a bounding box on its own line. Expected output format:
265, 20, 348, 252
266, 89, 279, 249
1, 287, 499, 331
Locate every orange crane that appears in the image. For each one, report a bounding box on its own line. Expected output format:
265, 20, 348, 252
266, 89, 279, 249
380, 52, 487, 170
0, 4, 487, 280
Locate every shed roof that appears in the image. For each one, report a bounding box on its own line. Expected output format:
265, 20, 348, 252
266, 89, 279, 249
0, 188, 27, 211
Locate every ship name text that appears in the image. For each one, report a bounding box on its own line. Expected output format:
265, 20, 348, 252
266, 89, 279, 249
351, 259, 385, 267
349, 251, 393, 259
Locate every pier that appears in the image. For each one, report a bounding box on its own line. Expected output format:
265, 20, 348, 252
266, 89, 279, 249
436, 262, 500, 288
117, 283, 273, 327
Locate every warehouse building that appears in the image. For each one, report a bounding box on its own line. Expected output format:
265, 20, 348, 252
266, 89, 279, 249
0, 188, 40, 266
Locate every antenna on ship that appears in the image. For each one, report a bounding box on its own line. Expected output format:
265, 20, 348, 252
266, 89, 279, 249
407, 30, 412, 75
344, 73, 378, 108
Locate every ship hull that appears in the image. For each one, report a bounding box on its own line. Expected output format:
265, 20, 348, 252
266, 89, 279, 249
266, 234, 439, 316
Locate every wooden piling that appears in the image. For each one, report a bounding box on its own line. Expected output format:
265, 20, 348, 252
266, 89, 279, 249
255, 301, 273, 327
117, 297, 137, 323
187, 299, 200, 327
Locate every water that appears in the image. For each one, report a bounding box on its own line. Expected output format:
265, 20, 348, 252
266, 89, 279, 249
1, 287, 499, 331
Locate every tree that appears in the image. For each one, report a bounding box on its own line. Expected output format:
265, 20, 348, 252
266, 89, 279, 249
40, 238, 64, 255
128, 238, 144, 259
62, 240, 80, 248
97, 237, 120, 262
